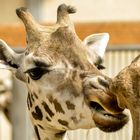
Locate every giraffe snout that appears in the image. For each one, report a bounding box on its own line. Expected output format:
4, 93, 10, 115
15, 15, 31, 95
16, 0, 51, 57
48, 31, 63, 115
83, 75, 109, 92
98, 77, 109, 89
83, 75, 124, 114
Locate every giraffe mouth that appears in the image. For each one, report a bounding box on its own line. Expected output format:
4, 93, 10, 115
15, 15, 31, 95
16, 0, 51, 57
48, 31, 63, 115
90, 101, 128, 132
84, 88, 128, 131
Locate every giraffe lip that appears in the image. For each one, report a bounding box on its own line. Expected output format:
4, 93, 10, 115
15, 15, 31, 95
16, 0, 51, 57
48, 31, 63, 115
86, 91, 124, 114
90, 102, 129, 132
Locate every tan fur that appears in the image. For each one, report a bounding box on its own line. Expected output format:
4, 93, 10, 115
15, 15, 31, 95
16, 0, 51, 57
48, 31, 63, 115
110, 55, 140, 140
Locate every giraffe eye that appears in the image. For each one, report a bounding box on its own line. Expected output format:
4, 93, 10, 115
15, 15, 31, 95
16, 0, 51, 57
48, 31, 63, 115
26, 67, 49, 80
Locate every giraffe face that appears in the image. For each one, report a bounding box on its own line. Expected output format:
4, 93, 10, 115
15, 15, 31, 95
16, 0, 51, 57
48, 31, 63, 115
0, 4, 128, 134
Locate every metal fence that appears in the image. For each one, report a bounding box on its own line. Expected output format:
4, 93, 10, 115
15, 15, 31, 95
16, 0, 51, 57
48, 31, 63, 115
0, 46, 140, 140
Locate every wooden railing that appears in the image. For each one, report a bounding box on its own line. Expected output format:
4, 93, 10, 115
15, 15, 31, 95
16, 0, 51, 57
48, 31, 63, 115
0, 22, 140, 47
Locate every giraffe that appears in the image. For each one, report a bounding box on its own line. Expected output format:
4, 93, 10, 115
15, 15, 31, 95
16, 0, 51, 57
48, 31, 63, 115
0, 4, 128, 140
110, 55, 140, 140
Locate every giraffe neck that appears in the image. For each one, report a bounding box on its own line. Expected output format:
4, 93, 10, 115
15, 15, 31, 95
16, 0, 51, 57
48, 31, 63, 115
131, 109, 140, 140
34, 125, 66, 140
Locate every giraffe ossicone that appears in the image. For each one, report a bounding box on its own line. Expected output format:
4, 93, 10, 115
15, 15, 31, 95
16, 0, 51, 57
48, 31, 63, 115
0, 4, 128, 140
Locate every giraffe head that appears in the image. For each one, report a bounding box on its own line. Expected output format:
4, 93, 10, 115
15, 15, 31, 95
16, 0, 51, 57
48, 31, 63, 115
0, 4, 128, 135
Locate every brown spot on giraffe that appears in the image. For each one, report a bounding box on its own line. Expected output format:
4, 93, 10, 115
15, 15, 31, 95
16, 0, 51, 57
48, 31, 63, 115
58, 119, 69, 127
34, 125, 41, 140
27, 96, 30, 110
33, 92, 38, 99
48, 95, 53, 103
66, 100, 75, 110
46, 116, 51, 122
42, 101, 54, 118
53, 99, 65, 114
32, 106, 43, 120
55, 131, 66, 139
49, 96, 65, 113
71, 116, 79, 124
38, 124, 45, 130
27, 93, 32, 109
31, 93, 35, 102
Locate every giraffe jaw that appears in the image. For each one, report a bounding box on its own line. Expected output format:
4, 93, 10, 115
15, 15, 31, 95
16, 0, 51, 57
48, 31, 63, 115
90, 102, 128, 132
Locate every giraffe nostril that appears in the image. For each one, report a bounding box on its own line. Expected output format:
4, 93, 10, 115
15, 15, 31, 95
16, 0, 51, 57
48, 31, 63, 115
83, 75, 109, 91
98, 77, 109, 89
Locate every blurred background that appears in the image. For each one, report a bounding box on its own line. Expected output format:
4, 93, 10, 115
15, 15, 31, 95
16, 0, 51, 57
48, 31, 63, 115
0, 0, 140, 140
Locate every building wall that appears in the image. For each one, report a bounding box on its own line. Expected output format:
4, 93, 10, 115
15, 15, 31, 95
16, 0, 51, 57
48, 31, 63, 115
0, 0, 25, 23
40, 0, 140, 22
0, 0, 140, 23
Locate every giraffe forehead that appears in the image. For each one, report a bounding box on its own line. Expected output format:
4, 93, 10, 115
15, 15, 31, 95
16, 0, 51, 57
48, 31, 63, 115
23, 31, 97, 72
25, 26, 91, 67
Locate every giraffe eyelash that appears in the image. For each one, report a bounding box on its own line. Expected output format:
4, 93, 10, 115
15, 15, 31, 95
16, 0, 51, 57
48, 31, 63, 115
25, 67, 51, 80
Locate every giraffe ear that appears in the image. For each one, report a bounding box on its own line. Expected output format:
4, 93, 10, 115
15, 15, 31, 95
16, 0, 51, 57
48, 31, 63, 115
0, 39, 20, 71
83, 33, 109, 58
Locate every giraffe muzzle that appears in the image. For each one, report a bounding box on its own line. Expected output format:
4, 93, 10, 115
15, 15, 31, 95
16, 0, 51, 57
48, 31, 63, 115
87, 90, 124, 114
83, 75, 124, 114
83, 75, 128, 132
86, 89, 128, 132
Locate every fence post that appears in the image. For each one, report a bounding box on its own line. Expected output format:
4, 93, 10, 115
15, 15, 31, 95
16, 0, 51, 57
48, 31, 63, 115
11, 77, 27, 140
